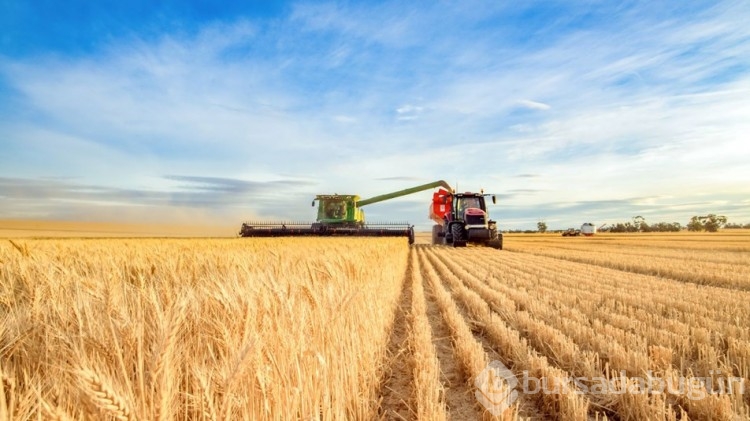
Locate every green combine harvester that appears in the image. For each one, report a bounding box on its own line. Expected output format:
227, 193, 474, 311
239, 180, 452, 244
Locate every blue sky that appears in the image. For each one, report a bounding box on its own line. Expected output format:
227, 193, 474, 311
1, 0, 749, 230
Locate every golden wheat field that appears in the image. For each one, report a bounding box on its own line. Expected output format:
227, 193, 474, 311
1, 229, 750, 420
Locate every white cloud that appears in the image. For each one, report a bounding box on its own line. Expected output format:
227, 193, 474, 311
395, 104, 424, 121
517, 100, 551, 110
333, 115, 356, 123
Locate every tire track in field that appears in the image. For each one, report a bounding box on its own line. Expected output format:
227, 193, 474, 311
421, 247, 546, 420
379, 253, 415, 420
420, 250, 482, 420
380, 246, 481, 420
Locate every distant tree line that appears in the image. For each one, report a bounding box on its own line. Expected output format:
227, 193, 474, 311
724, 222, 750, 229
506, 214, 749, 233
599, 214, 745, 233
686, 214, 727, 232
602, 216, 682, 233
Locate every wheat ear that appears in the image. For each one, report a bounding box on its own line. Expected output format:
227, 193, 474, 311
77, 369, 134, 421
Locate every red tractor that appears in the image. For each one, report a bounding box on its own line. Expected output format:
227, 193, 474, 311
430, 188, 503, 249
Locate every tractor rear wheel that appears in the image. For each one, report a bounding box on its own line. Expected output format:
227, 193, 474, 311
431, 225, 443, 245
451, 223, 467, 247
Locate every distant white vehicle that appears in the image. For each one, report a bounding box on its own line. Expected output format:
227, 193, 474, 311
581, 222, 597, 236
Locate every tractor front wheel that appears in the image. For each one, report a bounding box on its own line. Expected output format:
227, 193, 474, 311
451, 223, 467, 247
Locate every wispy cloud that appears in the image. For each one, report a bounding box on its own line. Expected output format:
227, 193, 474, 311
517, 100, 550, 111
374, 176, 424, 182
0, 175, 311, 205
395, 104, 424, 121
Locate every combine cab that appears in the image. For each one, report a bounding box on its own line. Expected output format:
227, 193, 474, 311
239, 180, 453, 245
429, 189, 503, 249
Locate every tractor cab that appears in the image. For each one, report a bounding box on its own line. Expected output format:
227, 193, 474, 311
455, 195, 484, 215
453, 193, 495, 227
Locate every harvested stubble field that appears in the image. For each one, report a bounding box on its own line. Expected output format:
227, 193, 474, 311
1, 230, 749, 420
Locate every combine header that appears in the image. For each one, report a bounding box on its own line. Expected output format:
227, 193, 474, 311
239, 180, 453, 244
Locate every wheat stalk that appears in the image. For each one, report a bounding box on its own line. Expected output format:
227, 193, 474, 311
193, 370, 218, 421
39, 397, 74, 421
8, 239, 29, 257
299, 285, 318, 310
0, 367, 11, 421
153, 302, 186, 421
